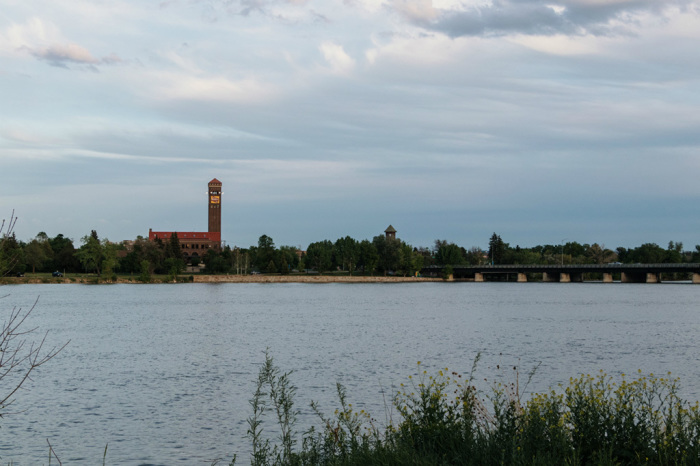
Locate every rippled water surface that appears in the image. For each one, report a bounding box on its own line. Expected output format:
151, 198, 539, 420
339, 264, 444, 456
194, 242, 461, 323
1, 282, 699, 464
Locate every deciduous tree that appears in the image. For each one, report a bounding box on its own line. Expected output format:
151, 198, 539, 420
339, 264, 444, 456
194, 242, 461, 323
334, 236, 358, 273
75, 232, 105, 275
24, 235, 53, 273
306, 240, 333, 273
357, 240, 378, 275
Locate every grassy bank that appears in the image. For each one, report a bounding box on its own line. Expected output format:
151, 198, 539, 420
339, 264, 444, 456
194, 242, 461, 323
0, 272, 193, 284
237, 353, 700, 466
0, 272, 441, 285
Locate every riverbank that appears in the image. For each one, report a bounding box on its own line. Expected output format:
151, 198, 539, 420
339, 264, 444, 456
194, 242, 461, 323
191, 274, 442, 283
1, 274, 444, 285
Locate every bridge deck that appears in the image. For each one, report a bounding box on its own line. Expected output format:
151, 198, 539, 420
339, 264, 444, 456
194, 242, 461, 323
420, 264, 700, 283
423, 263, 700, 274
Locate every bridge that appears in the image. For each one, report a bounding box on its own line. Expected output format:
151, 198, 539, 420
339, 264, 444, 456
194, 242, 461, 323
420, 263, 700, 283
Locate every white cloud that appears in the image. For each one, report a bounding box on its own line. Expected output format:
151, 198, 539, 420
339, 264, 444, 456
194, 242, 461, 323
2, 0, 700, 248
1, 17, 122, 67
509, 33, 607, 55
319, 41, 356, 74
365, 32, 475, 67
0, 17, 57, 56
30, 43, 99, 65
391, 0, 437, 22
146, 72, 278, 103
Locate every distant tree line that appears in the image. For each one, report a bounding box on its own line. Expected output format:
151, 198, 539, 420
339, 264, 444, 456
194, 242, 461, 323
2, 227, 700, 277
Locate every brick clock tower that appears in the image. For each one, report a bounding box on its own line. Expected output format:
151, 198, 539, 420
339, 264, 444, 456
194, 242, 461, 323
208, 178, 222, 235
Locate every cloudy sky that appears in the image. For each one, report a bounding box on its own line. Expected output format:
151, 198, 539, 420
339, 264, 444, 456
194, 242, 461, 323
2, 0, 700, 251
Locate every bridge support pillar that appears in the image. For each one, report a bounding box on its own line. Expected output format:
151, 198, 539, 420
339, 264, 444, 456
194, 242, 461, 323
560, 273, 571, 283
517, 273, 527, 283
474, 273, 484, 282
646, 273, 660, 283
603, 273, 613, 283
543, 272, 558, 282
693, 273, 700, 284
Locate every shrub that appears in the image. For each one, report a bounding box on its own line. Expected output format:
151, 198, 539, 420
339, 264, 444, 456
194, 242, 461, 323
238, 355, 700, 466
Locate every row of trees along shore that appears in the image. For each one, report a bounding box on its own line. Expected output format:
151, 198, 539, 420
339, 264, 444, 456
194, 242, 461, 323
2, 229, 700, 278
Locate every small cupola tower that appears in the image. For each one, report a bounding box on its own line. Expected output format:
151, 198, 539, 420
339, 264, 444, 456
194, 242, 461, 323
385, 225, 396, 240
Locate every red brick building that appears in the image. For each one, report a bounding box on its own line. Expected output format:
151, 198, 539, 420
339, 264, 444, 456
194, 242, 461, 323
149, 179, 223, 259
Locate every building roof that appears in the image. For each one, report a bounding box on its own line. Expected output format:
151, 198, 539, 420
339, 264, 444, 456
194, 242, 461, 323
385, 225, 397, 233
209, 178, 222, 185
148, 230, 221, 242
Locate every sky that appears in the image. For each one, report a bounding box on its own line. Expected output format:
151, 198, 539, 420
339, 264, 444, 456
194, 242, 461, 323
2, 0, 700, 251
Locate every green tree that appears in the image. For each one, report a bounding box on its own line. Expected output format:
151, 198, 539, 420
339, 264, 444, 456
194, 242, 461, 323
255, 235, 276, 272
666, 241, 683, 263
75, 233, 105, 275
306, 240, 333, 272
692, 245, 700, 263
101, 241, 121, 279
0, 233, 25, 276
278, 246, 300, 273
586, 243, 617, 264
204, 249, 228, 273
334, 236, 359, 273
563, 241, 587, 261
165, 233, 184, 261
465, 246, 486, 265
507, 246, 542, 265
357, 239, 378, 275
414, 247, 435, 267
434, 240, 465, 266
231, 247, 249, 274
24, 235, 53, 273
121, 236, 163, 274
398, 243, 421, 277
624, 243, 667, 264
488, 233, 506, 265
48, 234, 80, 272
373, 235, 401, 275
164, 257, 185, 277
139, 259, 151, 282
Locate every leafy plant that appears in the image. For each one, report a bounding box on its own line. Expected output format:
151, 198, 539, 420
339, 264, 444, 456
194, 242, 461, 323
238, 352, 700, 466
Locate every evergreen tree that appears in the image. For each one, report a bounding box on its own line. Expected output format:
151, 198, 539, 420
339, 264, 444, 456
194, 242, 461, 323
488, 233, 506, 265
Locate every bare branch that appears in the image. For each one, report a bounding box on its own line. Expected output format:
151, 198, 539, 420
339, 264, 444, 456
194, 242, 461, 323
1, 210, 67, 423
0, 295, 70, 416
47, 438, 63, 465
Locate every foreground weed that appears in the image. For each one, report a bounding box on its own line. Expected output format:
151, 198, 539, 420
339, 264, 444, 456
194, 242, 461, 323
241, 353, 700, 466
246, 349, 299, 466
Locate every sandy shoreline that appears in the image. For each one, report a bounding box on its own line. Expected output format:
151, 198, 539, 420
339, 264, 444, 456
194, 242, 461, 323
191, 274, 443, 283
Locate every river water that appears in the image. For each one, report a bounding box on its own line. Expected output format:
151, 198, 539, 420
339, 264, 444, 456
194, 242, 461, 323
1, 282, 699, 464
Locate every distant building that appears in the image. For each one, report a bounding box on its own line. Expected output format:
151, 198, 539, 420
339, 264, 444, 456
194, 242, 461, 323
385, 225, 397, 240
149, 179, 223, 259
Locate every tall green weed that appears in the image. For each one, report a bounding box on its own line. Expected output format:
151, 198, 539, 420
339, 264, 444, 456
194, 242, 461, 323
239, 354, 700, 466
